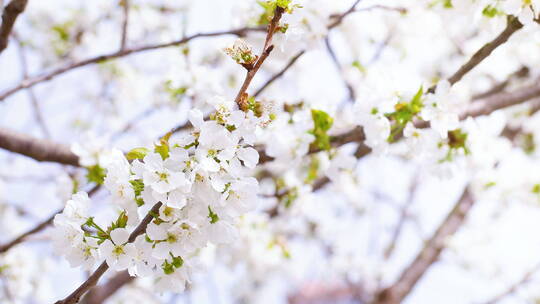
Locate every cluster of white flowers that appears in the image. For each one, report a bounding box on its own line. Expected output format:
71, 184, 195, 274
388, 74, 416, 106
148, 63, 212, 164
54, 96, 269, 292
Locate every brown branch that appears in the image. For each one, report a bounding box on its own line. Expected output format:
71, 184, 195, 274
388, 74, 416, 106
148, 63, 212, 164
0, 185, 100, 254
83, 271, 134, 304
234, 7, 284, 106
1, 81, 538, 169
482, 261, 540, 304
0, 209, 59, 253
324, 37, 355, 102
253, 50, 305, 97
256, 81, 540, 167
54, 202, 162, 304
0, 127, 80, 166
0, 0, 28, 54
0, 27, 262, 102
255, 0, 364, 99
119, 0, 129, 51
327, 0, 363, 29
443, 15, 523, 90
472, 66, 529, 100
383, 174, 419, 260
460, 81, 540, 119
14, 34, 52, 138
375, 188, 475, 304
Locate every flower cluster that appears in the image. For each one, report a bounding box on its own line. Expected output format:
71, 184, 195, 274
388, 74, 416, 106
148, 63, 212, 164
54, 96, 268, 292
223, 39, 257, 66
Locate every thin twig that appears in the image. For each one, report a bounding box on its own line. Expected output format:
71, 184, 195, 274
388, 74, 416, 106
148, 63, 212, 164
0, 0, 28, 54
54, 202, 162, 304
83, 270, 135, 304
0, 185, 100, 254
428, 15, 523, 94
0, 210, 58, 253
447, 15, 523, 86
472, 66, 529, 100
1, 82, 539, 167
14, 34, 52, 138
327, 0, 363, 29
119, 0, 129, 51
482, 261, 540, 304
324, 37, 355, 102
0, 126, 80, 166
375, 188, 475, 304
383, 173, 420, 260
0, 27, 262, 102
254, 0, 365, 99
253, 50, 305, 97
234, 7, 285, 106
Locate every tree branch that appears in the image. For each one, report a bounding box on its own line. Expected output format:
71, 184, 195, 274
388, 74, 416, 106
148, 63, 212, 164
54, 202, 162, 304
383, 174, 419, 260
0, 127, 80, 166
14, 34, 52, 138
324, 37, 355, 102
0, 0, 27, 54
0, 209, 58, 253
460, 81, 540, 119
0, 81, 538, 168
234, 7, 284, 106
119, 0, 129, 51
253, 50, 305, 97
0, 185, 99, 254
482, 260, 540, 304
472, 66, 529, 100
447, 15, 523, 87
375, 188, 475, 304
83, 271, 135, 304
0, 27, 262, 102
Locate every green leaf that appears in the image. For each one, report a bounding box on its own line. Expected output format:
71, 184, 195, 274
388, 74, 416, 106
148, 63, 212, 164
86, 165, 106, 185
482, 5, 502, 18
207, 206, 219, 224
162, 260, 175, 275
309, 109, 334, 151
352, 60, 366, 74
71, 178, 79, 194
311, 109, 333, 132
171, 256, 184, 268
164, 80, 188, 102
115, 212, 128, 229
130, 179, 145, 197
126, 147, 150, 160
439, 129, 470, 163
284, 187, 298, 208
411, 85, 424, 109
305, 156, 319, 184
385, 85, 424, 142
155, 132, 172, 160
443, 0, 453, 8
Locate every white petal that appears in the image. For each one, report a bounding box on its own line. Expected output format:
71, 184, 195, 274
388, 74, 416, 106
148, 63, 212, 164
237, 147, 259, 168
110, 228, 130, 245
188, 109, 204, 129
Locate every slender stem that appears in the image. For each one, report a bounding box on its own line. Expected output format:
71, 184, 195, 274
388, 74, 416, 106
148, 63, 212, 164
119, 0, 129, 51
0, 185, 100, 254
54, 202, 162, 304
0, 0, 28, 54
375, 188, 475, 304
253, 50, 305, 97
234, 7, 285, 106
14, 35, 52, 138
0, 27, 262, 102
482, 261, 540, 304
